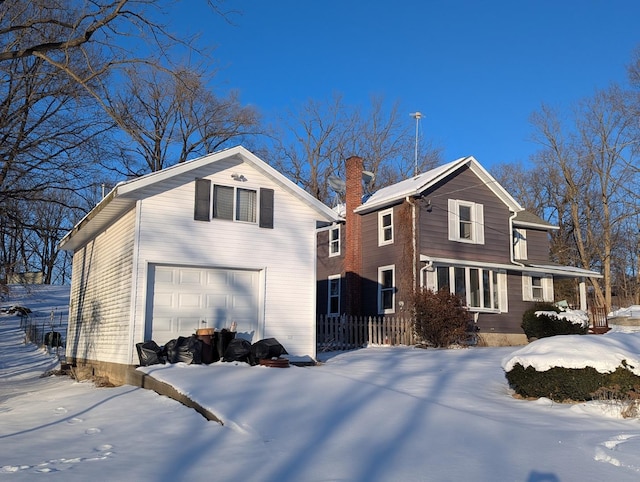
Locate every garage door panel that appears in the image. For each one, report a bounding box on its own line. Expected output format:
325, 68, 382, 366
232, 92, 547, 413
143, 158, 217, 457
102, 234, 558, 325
205, 270, 229, 287
178, 293, 202, 309
177, 317, 200, 332
155, 267, 175, 284
179, 269, 203, 285
230, 271, 256, 289
149, 265, 259, 345
153, 292, 175, 309
153, 317, 174, 332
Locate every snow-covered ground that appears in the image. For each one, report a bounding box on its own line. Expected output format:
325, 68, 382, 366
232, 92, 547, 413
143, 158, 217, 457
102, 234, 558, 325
2, 285, 640, 481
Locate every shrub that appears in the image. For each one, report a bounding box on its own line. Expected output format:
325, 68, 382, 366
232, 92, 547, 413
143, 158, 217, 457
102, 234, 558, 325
505, 362, 640, 402
521, 303, 588, 340
411, 288, 470, 348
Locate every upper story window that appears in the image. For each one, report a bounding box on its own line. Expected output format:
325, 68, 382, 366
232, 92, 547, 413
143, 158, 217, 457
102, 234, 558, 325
447, 199, 484, 244
378, 208, 394, 246
194, 179, 274, 228
378, 265, 396, 314
329, 225, 340, 257
513, 228, 528, 260
214, 185, 256, 223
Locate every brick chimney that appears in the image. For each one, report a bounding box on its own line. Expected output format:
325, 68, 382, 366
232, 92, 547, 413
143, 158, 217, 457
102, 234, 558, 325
344, 155, 363, 316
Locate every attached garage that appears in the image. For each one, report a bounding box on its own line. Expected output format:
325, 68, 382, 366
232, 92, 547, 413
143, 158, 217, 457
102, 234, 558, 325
147, 264, 261, 345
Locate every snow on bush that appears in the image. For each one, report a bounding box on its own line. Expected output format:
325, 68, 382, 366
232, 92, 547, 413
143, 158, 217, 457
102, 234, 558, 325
535, 308, 589, 328
502, 331, 640, 376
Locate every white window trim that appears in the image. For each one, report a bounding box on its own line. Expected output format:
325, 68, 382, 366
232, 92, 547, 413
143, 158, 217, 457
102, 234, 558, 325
522, 274, 554, 302
513, 228, 528, 260
447, 199, 485, 245
213, 184, 258, 224
327, 275, 341, 315
378, 208, 394, 246
378, 264, 396, 314
329, 225, 341, 257
425, 265, 505, 313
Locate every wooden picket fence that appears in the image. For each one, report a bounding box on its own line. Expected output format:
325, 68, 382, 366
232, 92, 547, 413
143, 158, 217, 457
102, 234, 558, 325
317, 315, 417, 352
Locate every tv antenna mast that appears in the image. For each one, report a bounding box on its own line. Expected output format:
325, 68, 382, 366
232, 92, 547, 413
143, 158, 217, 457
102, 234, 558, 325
410, 112, 423, 176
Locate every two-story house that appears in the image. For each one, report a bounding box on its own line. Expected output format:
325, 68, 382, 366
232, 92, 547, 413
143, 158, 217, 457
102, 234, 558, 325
317, 155, 601, 345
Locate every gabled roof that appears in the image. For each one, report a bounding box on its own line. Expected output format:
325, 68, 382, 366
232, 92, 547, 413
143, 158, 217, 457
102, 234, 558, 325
59, 146, 340, 251
354, 156, 524, 214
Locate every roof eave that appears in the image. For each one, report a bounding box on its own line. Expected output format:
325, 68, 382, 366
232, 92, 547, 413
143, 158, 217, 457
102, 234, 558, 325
59, 146, 340, 251
513, 220, 560, 230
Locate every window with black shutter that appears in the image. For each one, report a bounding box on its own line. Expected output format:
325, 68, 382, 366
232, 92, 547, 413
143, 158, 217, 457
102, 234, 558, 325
194, 178, 211, 221
259, 188, 274, 229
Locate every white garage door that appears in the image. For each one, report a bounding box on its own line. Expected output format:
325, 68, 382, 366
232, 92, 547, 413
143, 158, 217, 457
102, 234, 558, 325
148, 264, 260, 345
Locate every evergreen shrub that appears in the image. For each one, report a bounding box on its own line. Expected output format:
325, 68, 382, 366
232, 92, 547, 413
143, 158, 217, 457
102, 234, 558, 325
521, 303, 588, 340
505, 362, 640, 402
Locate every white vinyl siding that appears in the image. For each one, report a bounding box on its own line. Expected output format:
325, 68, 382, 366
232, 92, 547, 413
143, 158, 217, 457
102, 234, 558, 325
66, 208, 136, 365
129, 158, 321, 359
522, 274, 554, 302
447, 199, 485, 244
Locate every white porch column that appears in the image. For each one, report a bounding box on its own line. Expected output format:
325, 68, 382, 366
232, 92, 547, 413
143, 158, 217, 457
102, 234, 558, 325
579, 280, 587, 311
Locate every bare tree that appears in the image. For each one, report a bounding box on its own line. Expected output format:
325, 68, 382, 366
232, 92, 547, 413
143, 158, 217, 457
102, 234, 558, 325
0, 0, 241, 286
270, 94, 442, 204
111, 65, 261, 175
529, 85, 640, 310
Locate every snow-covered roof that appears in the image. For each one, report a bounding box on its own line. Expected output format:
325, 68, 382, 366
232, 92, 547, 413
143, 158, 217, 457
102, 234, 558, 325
528, 263, 603, 279
513, 210, 558, 230
354, 156, 524, 214
59, 146, 340, 251
419, 255, 602, 278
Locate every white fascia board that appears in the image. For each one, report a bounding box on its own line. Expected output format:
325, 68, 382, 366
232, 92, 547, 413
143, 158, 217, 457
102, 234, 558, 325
60, 146, 340, 250
355, 156, 523, 214
419, 255, 602, 278
513, 220, 560, 231
466, 157, 523, 212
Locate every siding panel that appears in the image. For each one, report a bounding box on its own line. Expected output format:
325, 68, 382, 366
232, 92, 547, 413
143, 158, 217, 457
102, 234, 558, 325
130, 161, 322, 357
418, 167, 512, 264
67, 208, 135, 365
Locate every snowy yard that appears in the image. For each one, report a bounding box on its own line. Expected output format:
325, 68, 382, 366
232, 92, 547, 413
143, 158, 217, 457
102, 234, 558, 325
2, 285, 640, 481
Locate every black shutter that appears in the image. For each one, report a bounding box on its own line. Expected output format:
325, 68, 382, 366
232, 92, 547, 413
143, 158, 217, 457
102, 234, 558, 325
194, 178, 211, 221
259, 188, 274, 229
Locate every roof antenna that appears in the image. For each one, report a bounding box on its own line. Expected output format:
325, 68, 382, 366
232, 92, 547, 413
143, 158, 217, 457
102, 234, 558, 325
410, 112, 422, 177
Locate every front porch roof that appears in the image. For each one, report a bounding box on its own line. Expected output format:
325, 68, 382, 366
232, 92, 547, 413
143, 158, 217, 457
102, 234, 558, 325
419, 255, 602, 279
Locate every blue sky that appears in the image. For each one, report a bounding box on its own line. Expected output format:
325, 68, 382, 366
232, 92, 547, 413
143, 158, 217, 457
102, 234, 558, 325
174, 1, 640, 169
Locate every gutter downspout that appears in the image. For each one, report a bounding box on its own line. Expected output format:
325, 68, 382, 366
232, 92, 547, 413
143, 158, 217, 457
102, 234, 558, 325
407, 196, 417, 293
509, 211, 525, 268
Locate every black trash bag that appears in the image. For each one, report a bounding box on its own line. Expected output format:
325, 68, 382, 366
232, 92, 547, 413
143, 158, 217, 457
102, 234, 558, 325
45, 331, 63, 347
251, 338, 288, 360
136, 340, 166, 366
216, 329, 236, 362
223, 338, 254, 364
165, 336, 202, 365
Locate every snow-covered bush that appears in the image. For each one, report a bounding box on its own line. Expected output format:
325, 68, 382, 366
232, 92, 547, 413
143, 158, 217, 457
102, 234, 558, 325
521, 304, 588, 340
505, 363, 640, 402
411, 288, 470, 348
502, 332, 640, 405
